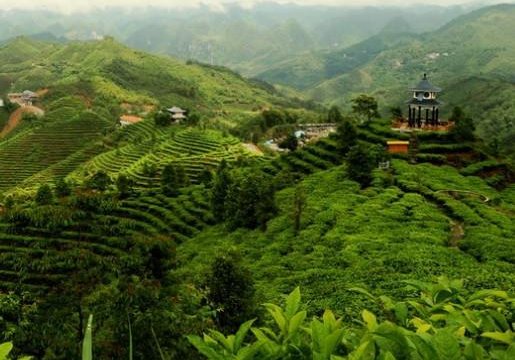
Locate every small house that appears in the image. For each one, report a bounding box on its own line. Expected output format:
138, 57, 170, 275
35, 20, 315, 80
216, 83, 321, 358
7, 90, 39, 106
166, 106, 187, 123
387, 140, 410, 154
119, 114, 143, 127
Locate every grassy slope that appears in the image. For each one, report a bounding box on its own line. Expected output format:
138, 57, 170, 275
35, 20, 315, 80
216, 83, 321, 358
177, 160, 515, 314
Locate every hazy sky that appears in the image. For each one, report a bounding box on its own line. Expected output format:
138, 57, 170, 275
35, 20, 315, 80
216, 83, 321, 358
1, 0, 509, 12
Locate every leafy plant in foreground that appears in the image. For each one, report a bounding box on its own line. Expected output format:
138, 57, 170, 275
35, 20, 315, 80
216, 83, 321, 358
189, 278, 515, 359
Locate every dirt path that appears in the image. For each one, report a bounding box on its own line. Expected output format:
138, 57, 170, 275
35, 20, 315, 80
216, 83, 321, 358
0, 105, 44, 138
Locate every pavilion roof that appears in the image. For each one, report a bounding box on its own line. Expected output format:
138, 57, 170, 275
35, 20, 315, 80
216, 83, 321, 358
409, 74, 442, 92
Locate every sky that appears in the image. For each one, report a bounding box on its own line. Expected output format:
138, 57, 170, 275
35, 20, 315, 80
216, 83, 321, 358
0, 0, 509, 12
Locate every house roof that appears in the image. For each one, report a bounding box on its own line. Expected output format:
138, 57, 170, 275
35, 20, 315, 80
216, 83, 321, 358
120, 114, 143, 124
22, 90, 38, 97
387, 141, 410, 145
409, 74, 441, 92
167, 106, 186, 113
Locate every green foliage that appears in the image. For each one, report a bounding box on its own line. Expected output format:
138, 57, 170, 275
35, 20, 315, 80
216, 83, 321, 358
82, 315, 93, 360
54, 178, 72, 198
335, 118, 358, 154
35, 184, 53, 205
190, 279, 515, 359
449, 106, 475, 142
206, 252, 256, 333
154, 110, 171, 127
116, 174, 134, 198
279, 133, 299, 151
346, 144, 377, 188
327, 106, 344, 123
351, 95, 380, 122
87, 171, 112, 191
211, 160, 231, 222
161, 164, 189, 197
224, 169, 277, 230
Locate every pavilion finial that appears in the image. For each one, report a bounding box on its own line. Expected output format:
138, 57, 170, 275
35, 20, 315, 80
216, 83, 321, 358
423, 73, 427, 80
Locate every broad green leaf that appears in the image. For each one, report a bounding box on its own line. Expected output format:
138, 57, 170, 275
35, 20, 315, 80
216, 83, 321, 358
348, 287, 376, 302
0, 342, 13, 360
349, 339, 375, 360
209, 330, 233, 352
288, 311, 307, 337
433, 329, 461, 360
481, 331, 515, 345
362, 310, 377, 331
236, 342, 262, 360
82, 314, 93, 360
234, 319, 255, 352
264, 303, 287, 334
187, 336, 226, 360
285, 287, 301, 318
464, 341, 484, 360
468, 290, 508, 302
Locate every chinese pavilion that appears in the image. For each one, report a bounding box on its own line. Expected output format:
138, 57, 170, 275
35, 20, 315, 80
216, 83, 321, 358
407, 74, 442, 128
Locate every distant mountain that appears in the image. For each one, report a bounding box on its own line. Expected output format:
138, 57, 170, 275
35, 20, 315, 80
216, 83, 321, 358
305, 4, 515, 106
0, 4, 470, 76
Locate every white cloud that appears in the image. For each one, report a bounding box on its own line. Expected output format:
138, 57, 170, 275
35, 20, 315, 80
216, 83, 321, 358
0, 0, 509, 12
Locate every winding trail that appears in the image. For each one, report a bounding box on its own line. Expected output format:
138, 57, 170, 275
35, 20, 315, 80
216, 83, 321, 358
0, 105, 44, 138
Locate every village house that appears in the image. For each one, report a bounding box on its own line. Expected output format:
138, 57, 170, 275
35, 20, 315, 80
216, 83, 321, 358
166, 106, 187, 123
119, 114, 143, 127
7, 90, 39, 106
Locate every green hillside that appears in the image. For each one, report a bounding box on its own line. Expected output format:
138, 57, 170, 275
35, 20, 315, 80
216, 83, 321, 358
0, 114, 512, 358
0, 37, 302, 193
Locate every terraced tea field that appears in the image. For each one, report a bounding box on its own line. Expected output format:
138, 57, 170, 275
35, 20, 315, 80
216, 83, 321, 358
77, 123, 259, 187
0, 110, 111, 192
0, 185, 213, 292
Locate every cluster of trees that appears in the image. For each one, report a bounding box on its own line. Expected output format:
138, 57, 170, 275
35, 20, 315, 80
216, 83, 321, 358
211, 160, 277, 230
161, 163, 189, 196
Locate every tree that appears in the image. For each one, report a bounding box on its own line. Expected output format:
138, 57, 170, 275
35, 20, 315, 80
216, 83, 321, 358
390, 106, 403, 120
279, 133, 298, 151
224, 169, 276, 230
35, 184, 54, 205
87, 171, 111, 191
351, 94, 380, 122
161, 164, 178, 197
347, 144, 377, 188
335, 117, 358, 154
292, 185, 306, 236
175, 164, 189, 187
205, 252, 255, 332
154, 110, 170, 127
116, 174, 133, 198
54, 178, 72, 198
408, 132, 419, 164
327, 105, 343, 123
450, 106, 475, 142
199, 167, 213, 186
211, 160, 231, 222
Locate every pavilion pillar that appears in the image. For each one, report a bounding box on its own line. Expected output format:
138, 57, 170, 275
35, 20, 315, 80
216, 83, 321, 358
408, 106, 412, 126
431, 106, 435, 126
417, 106, 422, 128
425, 108, 429, 125
436, 108, 439, 124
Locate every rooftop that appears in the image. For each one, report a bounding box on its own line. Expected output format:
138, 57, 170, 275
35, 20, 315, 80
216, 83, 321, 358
167, 106, 186, 113
409, 74, 442, 92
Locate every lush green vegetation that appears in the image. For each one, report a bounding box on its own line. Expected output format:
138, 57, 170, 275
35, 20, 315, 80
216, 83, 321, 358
0, 18, 513, 359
